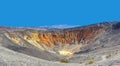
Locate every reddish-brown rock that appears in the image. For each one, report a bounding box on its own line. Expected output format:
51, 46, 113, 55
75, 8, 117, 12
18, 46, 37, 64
38, 25, 106, 48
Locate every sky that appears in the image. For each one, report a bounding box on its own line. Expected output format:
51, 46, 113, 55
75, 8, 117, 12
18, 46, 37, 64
0, 0, 120, 27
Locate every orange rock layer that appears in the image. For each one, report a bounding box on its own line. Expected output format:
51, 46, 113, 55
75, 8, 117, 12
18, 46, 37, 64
38, 25, 106, 48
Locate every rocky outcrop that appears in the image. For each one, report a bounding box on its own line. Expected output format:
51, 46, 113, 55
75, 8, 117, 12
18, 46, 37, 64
38, 25, 106, 48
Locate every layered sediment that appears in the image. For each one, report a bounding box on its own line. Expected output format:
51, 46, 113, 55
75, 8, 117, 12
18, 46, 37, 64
38, 25, 106, 48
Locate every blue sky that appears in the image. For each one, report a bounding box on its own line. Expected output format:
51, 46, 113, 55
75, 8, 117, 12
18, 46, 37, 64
0, 0, 120, 27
